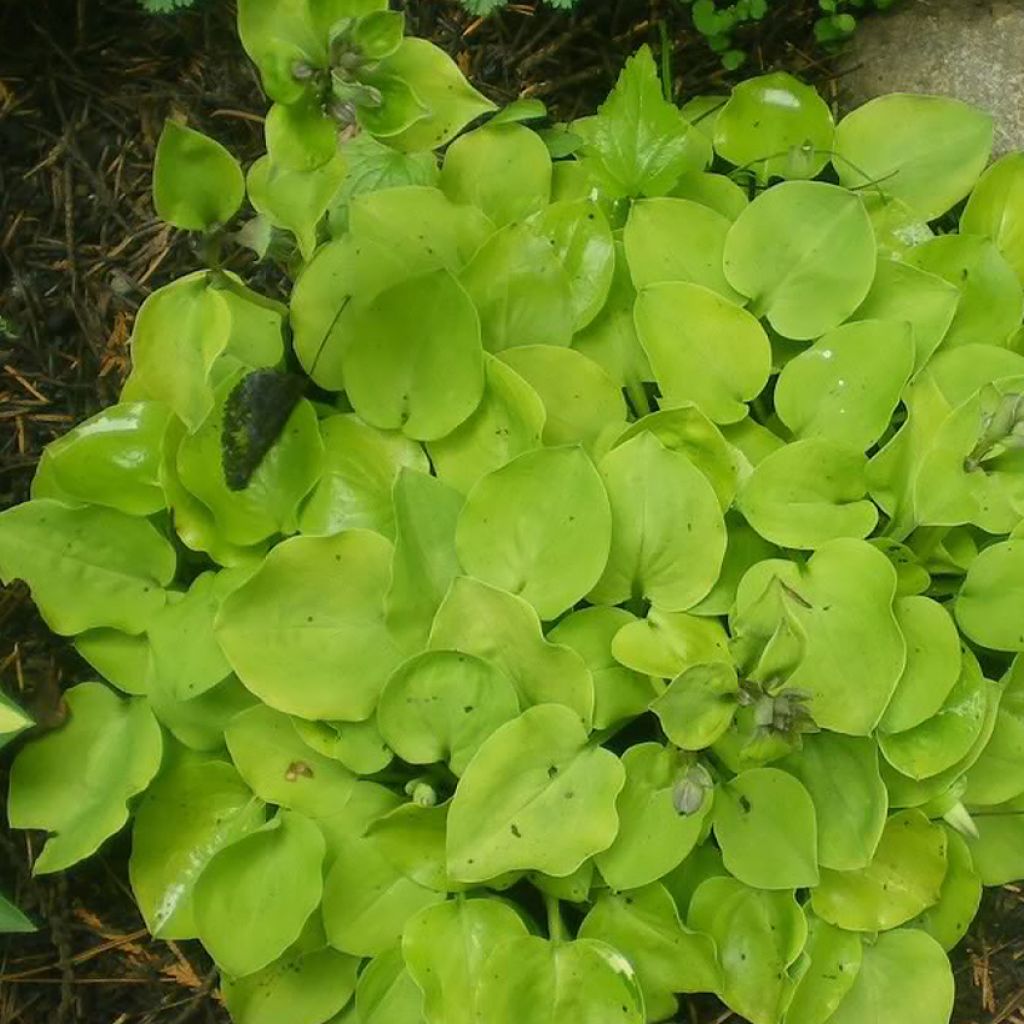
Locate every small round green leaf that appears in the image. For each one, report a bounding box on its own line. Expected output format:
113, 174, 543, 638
723, 181, 876, 340
834, 93, 993, 221
737, 438, 878, 549
9, 682, 162, 875
154, 121, 244, 231
0, 500, 175, 636
713, 72, 834, 182
957, 540, 1024, 652
455, 446, 612, 621
713, 767, 819, 890
961, 152, 1024, 285
194, 810, 326, 977
590, 431, 726, 611
811, 810, 947, 932
594, 742, 713, 891
377, 650, 520, 775
216, 531, 405, 720
446, 704, 625, 883
343, 268, 485, 441
634, 281, 771, 423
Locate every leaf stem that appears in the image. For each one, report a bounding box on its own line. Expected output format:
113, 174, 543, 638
906, 525, 951, 563
625, 378, 651, 419
545, 894, 566, 944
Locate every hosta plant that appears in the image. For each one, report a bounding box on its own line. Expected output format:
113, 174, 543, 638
4, 3, 1024, 1022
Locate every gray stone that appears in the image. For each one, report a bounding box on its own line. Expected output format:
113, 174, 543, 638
841, 0, 1024, 154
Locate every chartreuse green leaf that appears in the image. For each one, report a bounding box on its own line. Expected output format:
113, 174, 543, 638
427, 355, 545, 494
652, 662, 739, 751
0, 500, 175, 636
615, 405, 745, 513
634, 282, 771, 423
881, 597, 963, 734
781, 733, 888, 872
366, 802, 451, 892
377, 651, 520, 775
590, 432, 726, 611
528, 198, 615, 330
713, 72, 834, 182
216, 531, 404, 720
33, 402, 171, 515
575, 45, 708, 199
247, 152, 347, 260
293, 717, 392, 777
738, 438, 878, 549
385, 470, 463, 655
355, 947, 424, 1024
455, 446, 611, 621
264, 92, 336, 172
962, 152, 1024, 284
446, 704, 625, 883
177, 373, 323, 547
826, 929, 954, 1024
966, 799, 1024, 885
834, 94, 993, 221
851, 258, 959, 372
0, 691, 32, 752
147, 572, 233, 701
299, 414, 427, 538
125, 273, 230, 431
372, 38, 496, 153
904, 234, 1023, 350
911, 379, 1024, 534
473, 935, 645, 1024
9, 683, 162, 875
811, 810, 947, 931
878, 649, 988, 780
441, 123, 551, 227
690, 516, 778, 616
671, 170, 748, 220
911, 826, 982, 952
572, 240, 652, 391
594, 742, 713, 891
130, 754, 265, 939
461, 222, 574, 354
497, 346, 627, 457
965, 658, 1024, 807
343, 268, 485, 441
957, 540, 1024, 651
194, 809, 325, 977
624, 198, 743, 302
222, 918, 359, 1024
775, 321, 915, 450
224, 705, 357, 819
689, 877, 807, 1024
784, 914, 862, 1024
732, 540, 905, 735
147, 675, 257, 754
548, 608, 657, 729
580, 884, 720, 1020
154, 121, 244, 230
403, 898, 529, 1024
0, 893, 34, 934
322, 823, 442, 957
348, 185, 492, 270
723, 181, 876, 340
428, 576, 594, 725
613, 608, 730, 680
713, 767, 819, 890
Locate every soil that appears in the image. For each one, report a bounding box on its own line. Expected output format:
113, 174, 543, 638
0, 2, 1020, 1022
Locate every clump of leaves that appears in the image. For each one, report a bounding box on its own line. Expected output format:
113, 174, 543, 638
3, 4, 1024, 1022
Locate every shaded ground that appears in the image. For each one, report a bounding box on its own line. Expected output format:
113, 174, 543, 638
0, 1, 1020, 1022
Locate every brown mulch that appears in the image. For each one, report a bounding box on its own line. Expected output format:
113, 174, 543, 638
0, 1, 1020, 1022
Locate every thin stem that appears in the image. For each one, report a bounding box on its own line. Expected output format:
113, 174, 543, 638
657, 20, 673, 102
626, 378, 651, 419
907, 525, 951, 563
545, 894, 565, 944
